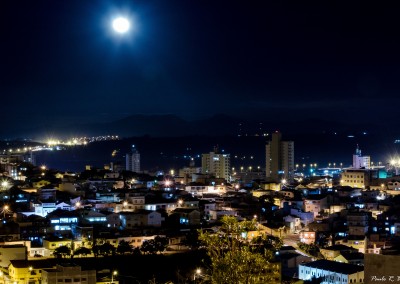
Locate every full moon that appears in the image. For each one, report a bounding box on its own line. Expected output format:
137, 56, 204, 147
112, 17, 130, 33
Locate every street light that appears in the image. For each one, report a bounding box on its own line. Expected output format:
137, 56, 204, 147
3, 205, 9, 219
112, 270, 118, 282
1, 180, 9, 191
194, 268, 201, 282
390, 159, 400, 175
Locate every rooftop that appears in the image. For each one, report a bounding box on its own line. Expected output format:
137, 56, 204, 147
300, 259, 364, 275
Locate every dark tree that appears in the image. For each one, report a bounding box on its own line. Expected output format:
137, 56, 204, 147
99, 242, 116, 256
53, 245, 71, 258
73, 247, 92, 257
117, 240, 133, 254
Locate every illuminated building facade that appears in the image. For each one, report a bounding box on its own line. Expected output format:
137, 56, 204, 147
265, 132, 294, 182
299, 260, 364, 283
340, 169, 371, 188
42, 264, 96, 284
125, 145, 140, 173
201, 147, 230, 181
353, 145, 370, 169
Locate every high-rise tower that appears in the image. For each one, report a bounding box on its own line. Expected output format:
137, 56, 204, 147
201, 146, 230, 181
352, 145, 370, 169
126, 145, 140, 172
265, 132, 294, 182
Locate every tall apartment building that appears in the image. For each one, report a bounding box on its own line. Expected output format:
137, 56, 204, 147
201, 147, 230, 181
265, 132, 294, 182
353, 145, 370, 169
125, 145, 140, 172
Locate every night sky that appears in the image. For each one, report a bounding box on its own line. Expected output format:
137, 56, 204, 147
1, 1, 400, 135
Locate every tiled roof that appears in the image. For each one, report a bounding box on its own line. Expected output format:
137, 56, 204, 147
300, 259, 364, 275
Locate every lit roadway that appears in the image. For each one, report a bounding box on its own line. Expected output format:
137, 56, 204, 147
283, 233, 313, 258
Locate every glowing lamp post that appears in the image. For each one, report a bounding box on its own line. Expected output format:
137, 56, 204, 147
75, 202, 81, 209
193, 268, 201, 282
390, 159, 400, 175
1, 181, 9, 191
2, 205, 10, 219
111, 270, 118, 283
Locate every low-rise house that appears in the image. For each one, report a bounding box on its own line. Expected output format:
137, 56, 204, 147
170, 208, 201, 225
144, 198, 179, 213
119, 210, 163, 228
334, 251, 364, 265
209, 209, 237, 222
320, 244, 358, 260
277, 251, 312, 278
284, 215, 301, 233
199, 200, 216, 220
17, 214, 50, 242
82, 210, 107, 225
184, 183, 227, 196
71, 224, 94, 246
42, 263, 96, 284
0, 222, 20, 241
25, 201, 73, 217
47, 209, 80, 234
7, 259, 54, 284
299, 259, 364, 283
104, 212, 121, 228
257, 223, 286, 238
117, 235, 164, 248
300, 231, 317, 245
290, 208, 314, 225
336, 186, 361, 198
347, 210, 369, 236
326, 204, 346, 214
279, 190, 295, 199
335, 236, 367, 253
0, 244, 27, 268
303, 195, 329, 217
43, 237, 72, 256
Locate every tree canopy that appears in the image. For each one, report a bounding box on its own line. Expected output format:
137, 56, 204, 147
199, 216, 280, 284
117, 240, 133, 254
141, 236, 169, 254
53, 245, 71, 258
74, 246, 92, 257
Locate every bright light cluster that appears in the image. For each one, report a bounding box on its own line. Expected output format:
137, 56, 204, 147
112, 17, 130, 33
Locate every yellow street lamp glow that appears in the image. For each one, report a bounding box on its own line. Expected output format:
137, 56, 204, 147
111, 270, 118, 282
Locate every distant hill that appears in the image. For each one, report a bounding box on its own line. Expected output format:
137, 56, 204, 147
2, 113, 400, 141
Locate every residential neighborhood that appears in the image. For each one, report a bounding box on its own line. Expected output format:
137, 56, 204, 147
0, 138, 399, 283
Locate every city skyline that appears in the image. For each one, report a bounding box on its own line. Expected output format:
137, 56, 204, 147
1, 1, 400, 137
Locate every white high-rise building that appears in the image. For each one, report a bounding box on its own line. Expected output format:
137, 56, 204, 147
265, 132, 294, 182
201, 147, 230, 181
126, 145, 140, 172
352, 145, 370, 169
